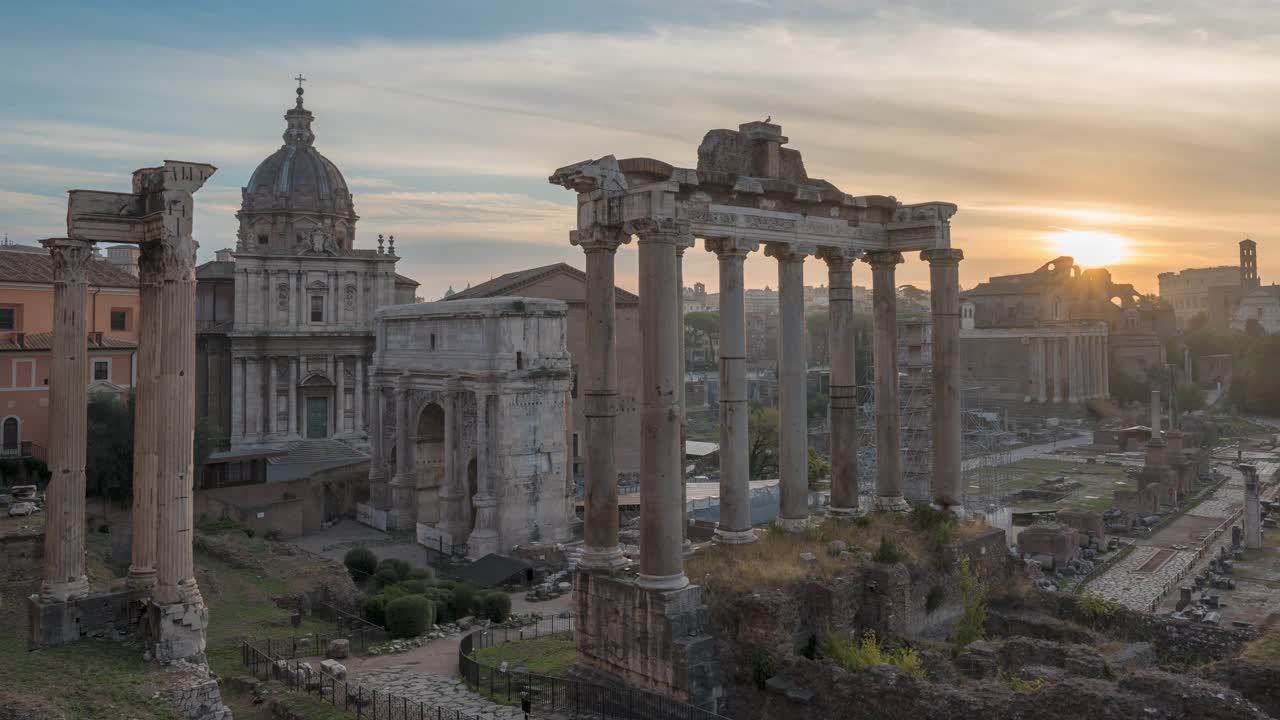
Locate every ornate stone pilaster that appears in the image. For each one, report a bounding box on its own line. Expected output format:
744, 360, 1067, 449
355, 356, 365, 435
129, 245, 163, 588
820, 247, 863, 517
864, 250, 908, 512
336, 355, 346, 435
437, 388, 464, 544
766, 241, 814, 531
706, 236, 759, 543
368, 383, 389, 509
38, 238, 94, 603
388, 372, 415, 530
628, 217, 689, 591
267, 357, 278, 437
571, 225, 631, 570
468, 391, 501, 559
922, 248, 964, 514
288, 357, 299, 437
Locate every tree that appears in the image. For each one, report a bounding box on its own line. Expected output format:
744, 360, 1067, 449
806, 448, 829, 487
1245, 318, 1265, 338
747, 404, 779, 480
1235, 335, 1280, 415
86, 391, 134, 501
684, 312, 720, 370
1176, 384, 1205, 413
808, 392, 829, 420
1135, 294, 1172, 313
1188, 312, 1210, 331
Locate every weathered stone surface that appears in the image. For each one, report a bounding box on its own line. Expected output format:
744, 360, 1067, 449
320, 659, 347, 679
326, 638, 350, 659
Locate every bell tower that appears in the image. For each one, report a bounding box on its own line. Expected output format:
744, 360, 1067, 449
1240, 238, 1259, 290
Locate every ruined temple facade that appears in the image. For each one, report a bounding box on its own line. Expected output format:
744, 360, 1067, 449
195, 85, 417, 460
553, 122, 961, 709
360, 298, 575, 559
960, 257, 1166, 410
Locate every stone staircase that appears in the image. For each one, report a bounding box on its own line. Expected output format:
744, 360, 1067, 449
268, 439, 368, 465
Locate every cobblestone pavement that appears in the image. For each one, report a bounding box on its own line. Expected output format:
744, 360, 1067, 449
357, 666, 526, 720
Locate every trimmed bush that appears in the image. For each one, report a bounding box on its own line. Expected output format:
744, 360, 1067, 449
452, 583, 480, 617
385, 595, 435, 639
873, 536, 906, 564
373, 566, 402, 590
344, 547, 378, 581
407, 568, 434, 581
363, 594, 390, 627
400, 579, 431, 595
478, 591, 512, 624
376, 558, 412, 582
426, 589, 454, 621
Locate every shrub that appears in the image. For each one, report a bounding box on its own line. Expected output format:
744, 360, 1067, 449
822, 630, 882, 672
373, 566, 402, 590
426, 589, 454, 621
407, 568, 434, 581
385, 595, 435, 639
1001, 673, 1044, 693
452, 583, 480, 617
363, 594, 390, 627
886, 645, 926, 679
344, 547, 378, 581
750, 647, 777, 689
376, 558, 411, 582
478, 591, 512, 623
873, 536, 906, 564
400, 579, 431, 595
1076, 593, 1116, 622
954, 556, 988, 649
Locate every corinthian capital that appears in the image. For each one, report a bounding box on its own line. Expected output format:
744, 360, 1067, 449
817, 246, 863, 269
863, 250, 904, 268
920, 248, 964, 266
763, 241, 815, 262
704, 235, 759, 258
140, 227, 197, 283
624, 217, 690, 243
570, 224, 631, 253
42, 238, 95, 285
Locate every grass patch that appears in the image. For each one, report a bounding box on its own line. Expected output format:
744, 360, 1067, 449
1242, 628, 1280, 665
1001, 673, 1044, 693
964, 457, 1133, 513
471, 633, 578, 677
820, 630, 925, 679
1076, 593, 1117, 622
222, 682, 351, 720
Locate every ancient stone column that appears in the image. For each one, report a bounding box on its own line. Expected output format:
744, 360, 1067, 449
821, 247, 861, 517
468, 391, 501, 559
676, 242, 691, 550
288, 357, 299, 437
368, 382, 388, 509
1242, 464, 1263, 549
230, 358, 244, 441
631, 218, 689, 590
1036, 337, 1047, 403
388, 372, 415, 529
570, 226, 630, 570
128, 252, 162, 588
1150, 389, 1162, 435
923, 248, 964, 513
38, 238, 94, 603
1102, 335, 1110, 398
707, 236, 758, 541
1049, 337, 1060, 402
767, 242, 812, 531
865, 251, 907, 511
355, 356, 365, 435
245, 357, 261, 441
1067, 335, 1079, 402
267, 357, 278, 437
437, 390, 461, 543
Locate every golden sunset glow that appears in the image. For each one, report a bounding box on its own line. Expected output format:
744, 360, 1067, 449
1044, 229, 1134, 269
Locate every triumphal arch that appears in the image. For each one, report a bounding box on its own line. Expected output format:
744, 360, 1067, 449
552, 122, 961, 708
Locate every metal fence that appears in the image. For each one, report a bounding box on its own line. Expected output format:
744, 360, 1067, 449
458, 621, 732, 720
242, 640, 489, 720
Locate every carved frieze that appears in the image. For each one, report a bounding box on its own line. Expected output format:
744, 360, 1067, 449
277, 283, 290, 311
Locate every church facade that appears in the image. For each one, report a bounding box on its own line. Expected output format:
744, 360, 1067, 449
196, 85, 417, 466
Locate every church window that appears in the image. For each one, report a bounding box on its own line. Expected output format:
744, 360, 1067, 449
430, 333, 436, 350
310, 295, 324, 323
516, 352, 524, 370
110, 309, 128, 331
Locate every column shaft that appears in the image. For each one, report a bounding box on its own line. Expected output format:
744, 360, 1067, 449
129, 265, 161, 587
355, 356, 365, 434
1049, 337, 1060, 401
368, 383, 389, 509
230, 358, 244, 440
866, 251, 907, 511
822, 249, 860, 516
923, 249, 964, 511
633, 219, 688, 590
388, 375, 415, 529
572, 228, 628, 569
468, 391, 500, 558
39, 238, 94, 602
1102, 335, 1110, 398
288, 357, 298, 437
709, 238, 757, 540
336, 356, 346, 435
770, 244, 810, 530
267, 357, 278, 436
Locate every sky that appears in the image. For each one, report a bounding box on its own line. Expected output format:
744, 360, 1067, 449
1, 1, 1277, 299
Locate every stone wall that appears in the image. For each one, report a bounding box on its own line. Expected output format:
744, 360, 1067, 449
573, 571, 719, 709
27, 587, 149, 649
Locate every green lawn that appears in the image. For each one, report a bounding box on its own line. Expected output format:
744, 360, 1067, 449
471, 633, 577, 677
964, 457, 1134, 512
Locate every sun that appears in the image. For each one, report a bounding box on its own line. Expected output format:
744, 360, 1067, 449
1043, 228, 1133, 269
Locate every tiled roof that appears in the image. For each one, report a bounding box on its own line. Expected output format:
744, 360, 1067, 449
0, 332, 137, 352
395, 273, 420, 287
444, 263, 639, 304
0, 247, 138, 288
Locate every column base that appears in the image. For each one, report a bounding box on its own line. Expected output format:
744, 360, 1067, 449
713, 527, 757, 544
466, 529, 500, 561
126, 567, 157, 590
148, 599, 210, 664
875, 495, 911, 513
636, 571, 690, 592
828, 505, 868, 519
578, 545, 629, 571
931, 502, 965, 519
40, 576, 90, 604
776, 516, 809, 533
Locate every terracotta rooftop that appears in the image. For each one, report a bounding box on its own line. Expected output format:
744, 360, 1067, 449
0, 246, 138, 288
444, 262, 639, 304
0, 332, 137, 352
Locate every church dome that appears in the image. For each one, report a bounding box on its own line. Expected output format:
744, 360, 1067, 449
238, 83, 359, 252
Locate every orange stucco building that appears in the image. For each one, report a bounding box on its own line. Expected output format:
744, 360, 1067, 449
0, 244, 141, 457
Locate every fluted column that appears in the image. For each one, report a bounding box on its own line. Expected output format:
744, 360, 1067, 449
865, 251, 907, 511
630, 217, 689, 591
288, 357, 299, 437
707, 236, 758, 542
468, 391, 500, 559
230, 358, 244, 441
767, 242, 812, 531
1069, 334, 1080, 402
1036, 337, 1047, 403
821, 248, 862, 517
38, 238, 94, 603
388, 372, 415, 530
437, 389, 462, 543
355, 356, 365, 435
1049, 337, 1060, 402
1102, 335, 1110, 398
676, 241, 692, 550
923, 248, 964, 513
570, 226, 629, 570
129, 256, 161, 588
368, 382, 389, 509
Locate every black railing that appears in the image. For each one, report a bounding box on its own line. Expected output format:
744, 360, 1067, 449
241, 640, 488, 720
458, 621, 732, 720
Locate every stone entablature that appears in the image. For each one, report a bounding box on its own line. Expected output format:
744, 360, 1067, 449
364, 298, 575, 559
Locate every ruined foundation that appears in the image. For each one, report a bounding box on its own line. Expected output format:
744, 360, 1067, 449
573, 570, 720, 710
27, 588, 150, 650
